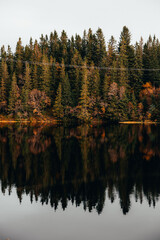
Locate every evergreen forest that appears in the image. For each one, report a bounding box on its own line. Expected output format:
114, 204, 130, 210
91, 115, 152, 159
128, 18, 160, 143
1, 26, 160, 122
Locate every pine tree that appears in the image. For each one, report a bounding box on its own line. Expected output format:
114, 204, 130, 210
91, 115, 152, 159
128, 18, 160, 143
103, 73, 110, 102
0, 60, 9, 100
40, 54, 51, 97
86, 28, 95, 64
95, 28, 106, 66
119, 90, 129, 120
1, 46, 7, 60
132, 39, 143, 98
0, 77, 7, 112
49, 30, 60, 60
118, 36, 129, 87
67, 36, 75, 64
32, 65, 39, 89
8, 73, 20, 114
82, 30, 87, 59
88, 62, 100, 99
75, 34, 82, 54
53, 83, 64, 119
22, 63, 31, 111
119, 26, 135, 87
59, 30, 68, 62
62, 74, 72, 107
0, 77, 6, 102
79, 61, 90, 121
69, 50, 83, 105
15, 38, 24, 83
7, 45, 14, 76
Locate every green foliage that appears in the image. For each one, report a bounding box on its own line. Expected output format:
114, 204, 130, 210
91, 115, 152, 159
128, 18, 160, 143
41, 54, 52, 97
0, 26, 160, 122
78, 62, 90, 122
62, 74, 72, 107
53, 83, 64, 119
8, 73, 21, 114
22, 63, 31, 111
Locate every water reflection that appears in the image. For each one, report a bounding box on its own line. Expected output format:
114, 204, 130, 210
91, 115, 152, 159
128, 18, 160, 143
0, 124, 160, 215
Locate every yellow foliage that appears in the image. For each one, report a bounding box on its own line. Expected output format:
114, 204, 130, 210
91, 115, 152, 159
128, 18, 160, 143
101, 106, 105, 114
143, 82, 152, 89
33, 109, 38, 114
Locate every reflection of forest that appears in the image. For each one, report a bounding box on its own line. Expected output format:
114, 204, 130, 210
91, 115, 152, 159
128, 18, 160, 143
0, 124, 160, 215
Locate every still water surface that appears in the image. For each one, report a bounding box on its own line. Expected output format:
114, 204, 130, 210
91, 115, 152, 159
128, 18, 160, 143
0, 124, 160, 240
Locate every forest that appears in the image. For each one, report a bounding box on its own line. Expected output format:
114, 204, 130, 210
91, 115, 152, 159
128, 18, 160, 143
0, 26, 160, 122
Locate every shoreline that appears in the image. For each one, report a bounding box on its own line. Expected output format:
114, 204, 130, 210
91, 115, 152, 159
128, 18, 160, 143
119, 121, 158, 124
0, 119, 158, 125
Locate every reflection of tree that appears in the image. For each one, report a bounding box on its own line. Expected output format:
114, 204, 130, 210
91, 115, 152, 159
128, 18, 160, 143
0, 124, 160, 215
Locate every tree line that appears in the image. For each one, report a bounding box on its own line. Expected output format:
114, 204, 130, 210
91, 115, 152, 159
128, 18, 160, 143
1, 26, 160, 121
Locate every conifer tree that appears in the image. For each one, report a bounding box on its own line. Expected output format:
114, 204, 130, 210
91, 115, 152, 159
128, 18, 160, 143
132, 39, 143, 97
1, 60, 9, 96
22, 63, 31, 111
32, 65, 39, 89
49, 56, 56, 100
41, 54, 51, 97
67, 36, 75, 64
60, 30, 68, 62
49, 30, 60, 60
7, 45, 14, 76
60, 59, 66, 82
86, 28, 95, 64
75, 34, 82, 54
119, 26, 135, 87
0, 77, 7, 112
79, 61, 90, 121
69, 50, 83, 105
0, 78, 6, 103
88, 63, 100, 99
95, 28, 106, 66
8, 73, 20, 114
15, 38, 24, 82
1, 46, 7, 61
103, 73, 110, 102
62, 74, 72, 107
82, 30, 87, 59
53, 83, 64, 119
118, 36, 129, 87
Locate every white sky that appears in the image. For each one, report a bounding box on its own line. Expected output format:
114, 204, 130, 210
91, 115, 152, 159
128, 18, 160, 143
0, 0, 160, 50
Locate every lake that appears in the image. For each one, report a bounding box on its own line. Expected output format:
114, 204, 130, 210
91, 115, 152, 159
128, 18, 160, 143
0, 124, 160, 240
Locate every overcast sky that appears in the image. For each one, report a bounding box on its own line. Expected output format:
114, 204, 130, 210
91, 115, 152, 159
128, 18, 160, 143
0, 0, 160, 50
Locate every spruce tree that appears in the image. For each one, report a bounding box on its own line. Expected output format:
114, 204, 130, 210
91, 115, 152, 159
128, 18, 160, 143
88, 63, 100, 99
15, 38, 24, 83
79, 61, 90, 121
22, 63, 31, 111
32, 65, 39, 89
7, 45, 14, 76
60, 30, 68, 62
41, 54, 51, 97
132, 40, 143, 98
62, 74, 72, 107
53, 83, 64, 119
118, 36, 129, 87
0, 77, 7, 112
95, 28, 106, 66
49, 30, 60, 60
69, 50, 83, 105
103, 73, 110, 102
8, 73, 20, 114
1, 60, 9, 100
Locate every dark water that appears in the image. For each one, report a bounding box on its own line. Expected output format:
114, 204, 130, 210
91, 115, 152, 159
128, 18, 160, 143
0, 124, 160, 240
